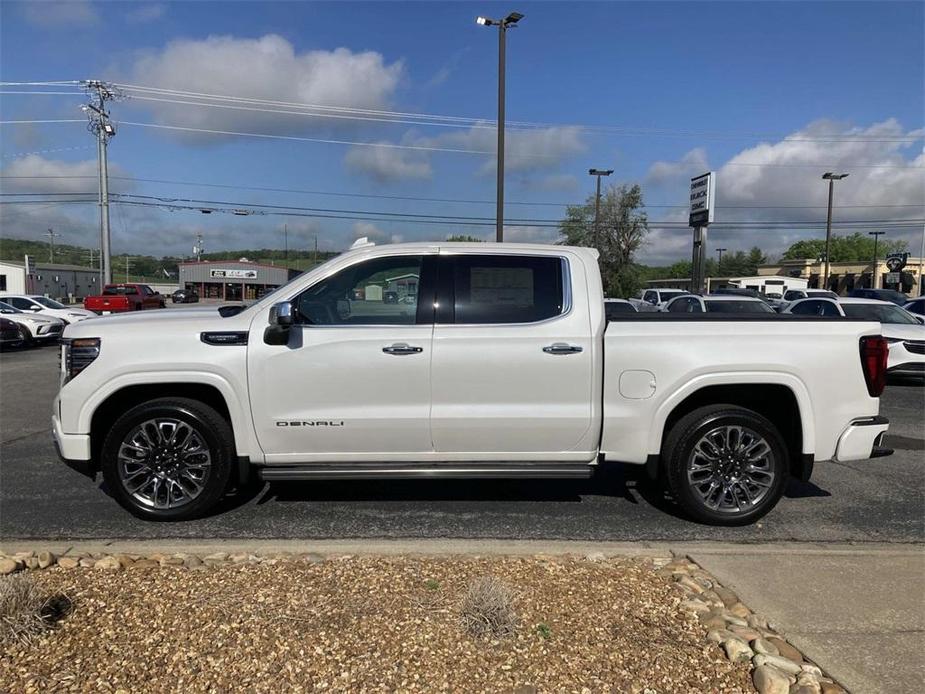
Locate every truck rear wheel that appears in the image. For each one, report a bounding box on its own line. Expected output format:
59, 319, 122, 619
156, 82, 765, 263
662, 405, 788, 526
101, 397, 234, 521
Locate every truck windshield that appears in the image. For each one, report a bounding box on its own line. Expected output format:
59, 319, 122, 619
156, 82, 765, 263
705, 300, 776, 314
841, 304, 920, 325
33, 296, 66, 309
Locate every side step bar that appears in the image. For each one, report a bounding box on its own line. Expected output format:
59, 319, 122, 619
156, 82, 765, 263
258, 461, 594, 481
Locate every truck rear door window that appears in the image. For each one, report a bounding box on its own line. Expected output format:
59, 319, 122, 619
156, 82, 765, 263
441, 255, 564, 324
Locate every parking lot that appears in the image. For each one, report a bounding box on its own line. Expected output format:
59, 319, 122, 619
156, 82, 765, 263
0, 343, 922, 543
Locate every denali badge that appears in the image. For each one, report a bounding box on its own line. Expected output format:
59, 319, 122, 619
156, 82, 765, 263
276, 420, 345, 427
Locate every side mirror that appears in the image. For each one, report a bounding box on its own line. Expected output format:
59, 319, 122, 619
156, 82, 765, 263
264, 301, 293, 345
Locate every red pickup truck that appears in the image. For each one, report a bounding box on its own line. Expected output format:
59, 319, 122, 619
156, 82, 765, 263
84, 284, 166, 314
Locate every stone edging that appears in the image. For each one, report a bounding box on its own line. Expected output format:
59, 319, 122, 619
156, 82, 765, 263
656, 556, 846, 694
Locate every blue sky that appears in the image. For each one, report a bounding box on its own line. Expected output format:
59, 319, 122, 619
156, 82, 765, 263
1, 0, 922, 263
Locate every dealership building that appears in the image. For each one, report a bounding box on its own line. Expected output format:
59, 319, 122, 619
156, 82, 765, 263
178, 260, 298, 301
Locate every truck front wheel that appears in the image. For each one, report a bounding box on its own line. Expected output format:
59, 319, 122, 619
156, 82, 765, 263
101, 397, 234, 521
663, 405, 788, 526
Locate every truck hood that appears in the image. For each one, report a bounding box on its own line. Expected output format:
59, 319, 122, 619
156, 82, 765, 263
64, 305, 247, 336
881, 323, 925, 341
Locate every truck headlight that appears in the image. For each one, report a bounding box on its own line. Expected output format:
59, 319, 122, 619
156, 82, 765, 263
62, 337, 101, 383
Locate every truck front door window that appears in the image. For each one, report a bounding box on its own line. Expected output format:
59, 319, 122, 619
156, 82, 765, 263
295, 255, 424, 326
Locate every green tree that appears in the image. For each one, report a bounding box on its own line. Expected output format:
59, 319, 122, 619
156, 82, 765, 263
446, 234, 484, 242
781, 232, 907, 262
558, 183, 649, 297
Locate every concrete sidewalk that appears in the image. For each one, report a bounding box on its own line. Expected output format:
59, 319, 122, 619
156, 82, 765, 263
688, 546, 925, 694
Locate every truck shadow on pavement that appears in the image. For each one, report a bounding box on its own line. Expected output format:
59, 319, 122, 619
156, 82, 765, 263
237, 463, 832, 525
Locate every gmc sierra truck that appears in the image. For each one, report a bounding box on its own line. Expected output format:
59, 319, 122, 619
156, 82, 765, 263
54, 240, 892, 525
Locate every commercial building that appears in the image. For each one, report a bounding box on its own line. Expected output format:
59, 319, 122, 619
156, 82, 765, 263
0, 260, 100, 301
755, 257, 924, 295
178, 260, 298, 301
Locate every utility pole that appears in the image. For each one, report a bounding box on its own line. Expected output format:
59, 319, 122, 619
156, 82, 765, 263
477, 12, 524, 242
588, 168, 613, 248
821, 172, 849, 290
124, 256, 133, 283
194, 233, 204, 262
868, 231, 885, 289
44, 228, 59, 263
716, 247, 727, 270
86, 247, 95, 271
82, 80, 118, 286
313, 235, 319, 266
284, 224, 289, 264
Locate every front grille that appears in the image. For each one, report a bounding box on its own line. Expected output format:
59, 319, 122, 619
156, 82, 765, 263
903, 341, 925, 355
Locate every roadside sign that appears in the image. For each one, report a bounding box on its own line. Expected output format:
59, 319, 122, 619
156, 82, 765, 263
689, 172, 716, 227
885, 272, 900, 284
885, 253, 908, 272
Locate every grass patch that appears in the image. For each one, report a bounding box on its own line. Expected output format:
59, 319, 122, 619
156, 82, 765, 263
0, 574, 72, 645
460, 575, 517, 639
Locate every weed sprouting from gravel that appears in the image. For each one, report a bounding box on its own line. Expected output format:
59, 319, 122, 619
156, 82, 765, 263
460, 575, 517, 639
0, 574, 72, 645
536, 622, 552, 639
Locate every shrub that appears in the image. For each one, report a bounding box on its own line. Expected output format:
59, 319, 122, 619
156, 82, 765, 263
460, 576, 517, 638
0, 574, 72, 644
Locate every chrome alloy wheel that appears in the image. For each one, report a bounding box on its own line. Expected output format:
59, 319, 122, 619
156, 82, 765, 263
686, 425, 776, 513
117, 418, 212, 509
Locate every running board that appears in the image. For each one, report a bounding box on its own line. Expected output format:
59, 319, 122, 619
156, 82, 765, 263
258, 461, 594, 481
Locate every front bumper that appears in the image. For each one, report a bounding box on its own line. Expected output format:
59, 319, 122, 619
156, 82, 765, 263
52, 414, 91, 461
834, 416, 891, 462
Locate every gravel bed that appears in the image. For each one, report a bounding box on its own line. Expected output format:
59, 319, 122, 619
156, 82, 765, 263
0, 555, 752, 693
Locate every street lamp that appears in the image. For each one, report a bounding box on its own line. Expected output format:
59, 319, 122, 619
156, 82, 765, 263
588, 168, 613, 248
476, 11, 524, 242
822, 172, 849, 290
716, 247, 727, 269
868, 230, 885, 289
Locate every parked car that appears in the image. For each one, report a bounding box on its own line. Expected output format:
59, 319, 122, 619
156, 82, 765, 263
0, 300, 65, 346
785, 298, 924, 377
903, 297, 925, 317
54, 241, 892, 526
84, 284, 166, 314
783, 289, 839, 303
171, 288, 200, 304
849, 288, 908, 305
604, 298, 638, 319
0, 317, 23, 350
661, 294, 778, 314
0, 294, 96, 324
629, 288, 690, 312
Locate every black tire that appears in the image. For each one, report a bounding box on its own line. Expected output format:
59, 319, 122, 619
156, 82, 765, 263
101, 397, 235, 521
662, 405, 789, 526
16, 325, 35, 348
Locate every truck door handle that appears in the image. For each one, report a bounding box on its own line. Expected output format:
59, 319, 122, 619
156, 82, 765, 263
382, 342, 423, 355
543, 343, 583, 355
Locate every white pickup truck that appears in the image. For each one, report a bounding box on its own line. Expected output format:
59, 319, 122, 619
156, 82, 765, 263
54, 241, 893, 526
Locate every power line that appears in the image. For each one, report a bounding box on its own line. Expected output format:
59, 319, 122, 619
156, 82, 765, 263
3, 178, 923, 210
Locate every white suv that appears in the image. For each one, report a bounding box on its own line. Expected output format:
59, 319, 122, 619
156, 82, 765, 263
0, 300, 65, 345
0, 294, 96, 324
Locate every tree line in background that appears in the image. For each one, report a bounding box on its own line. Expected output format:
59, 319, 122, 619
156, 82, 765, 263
0, 237, 337, 280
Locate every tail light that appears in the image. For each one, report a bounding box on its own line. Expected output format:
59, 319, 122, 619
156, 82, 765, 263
859, 335, 888, 397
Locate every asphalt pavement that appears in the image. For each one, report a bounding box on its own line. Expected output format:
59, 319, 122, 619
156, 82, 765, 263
1, 344, 923, 542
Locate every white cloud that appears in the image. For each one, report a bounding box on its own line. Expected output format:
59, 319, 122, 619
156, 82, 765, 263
646, 147, 709, 185
0, 154, 131, 194
503, 225, 560, 244
643, 119, 924, 261
20, 0, 98, 27
126, 35, 404, 139
345, 143, 432, 183
125, 3, 166, 24
350, 222, 404, 245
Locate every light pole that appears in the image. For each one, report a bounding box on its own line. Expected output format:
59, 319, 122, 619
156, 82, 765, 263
822, 172, 849, 290
716, 247, 727, 271
868, 231, 885, 289
477, 11, 524, 242
44, 228, 60, 263
589, 168, 613, 248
